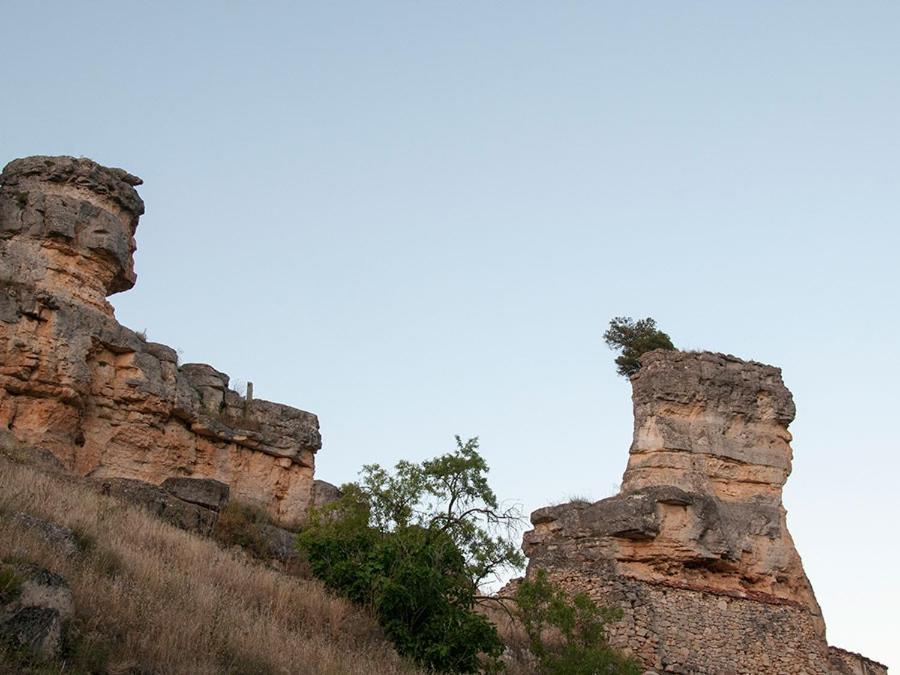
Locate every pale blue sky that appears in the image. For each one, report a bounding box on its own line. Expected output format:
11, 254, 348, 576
2, 2, 897, 667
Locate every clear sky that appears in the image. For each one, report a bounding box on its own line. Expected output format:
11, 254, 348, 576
2, 2, 897, 668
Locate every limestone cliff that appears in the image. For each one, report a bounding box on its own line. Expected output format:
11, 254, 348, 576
0, 156, 321, 524
522, 350, 886, 675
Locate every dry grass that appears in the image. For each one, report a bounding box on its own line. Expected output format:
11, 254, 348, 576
0, 453, 421, 675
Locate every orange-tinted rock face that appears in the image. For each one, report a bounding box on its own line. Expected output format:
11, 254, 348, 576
521, 351, 884, 674
0, 156, 321, 524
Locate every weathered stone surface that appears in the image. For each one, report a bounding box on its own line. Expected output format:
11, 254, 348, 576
0, 561, 73, 659
828, 647, 888, 675
161, 477, 229, 512
520, 350, 885, 674
0, 156, 322, 524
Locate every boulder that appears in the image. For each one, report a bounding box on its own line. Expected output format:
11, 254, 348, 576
0, 561, 73, 659
161, 477, 230, 512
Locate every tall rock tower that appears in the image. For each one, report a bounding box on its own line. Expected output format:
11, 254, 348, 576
522, 350, 886, 674
0, 156, 321, 524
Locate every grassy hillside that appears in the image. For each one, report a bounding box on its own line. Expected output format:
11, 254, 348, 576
0, 448, 421, 675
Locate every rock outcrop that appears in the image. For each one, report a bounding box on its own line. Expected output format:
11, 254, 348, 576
98, 476, 230, 536
0, 156, 321, 524
0, 561, 74, 660
522, 350, 887, 674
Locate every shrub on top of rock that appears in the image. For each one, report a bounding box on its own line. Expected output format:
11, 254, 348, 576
603, 316, 675, 377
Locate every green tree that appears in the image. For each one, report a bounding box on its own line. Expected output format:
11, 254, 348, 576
603, 316, 675, 377
514, 570, 642, 675
297, 436, 524, 673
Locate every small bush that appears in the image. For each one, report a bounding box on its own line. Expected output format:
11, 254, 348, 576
0, 565, 22, 604
603, 316, 675, 377
71, 527, 125, 578
60, 619, 116, 674
213, 501, 272, 559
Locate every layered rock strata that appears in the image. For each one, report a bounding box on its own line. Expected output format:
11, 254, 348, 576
522, 350, 886, 674
0, 156, 321, 524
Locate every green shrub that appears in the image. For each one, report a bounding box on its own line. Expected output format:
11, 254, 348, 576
515, 570, 641, 675
603, 316, 675, 377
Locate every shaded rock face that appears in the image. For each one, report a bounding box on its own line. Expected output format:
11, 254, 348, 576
0, 156, 321, 524
522, 351, 886, 675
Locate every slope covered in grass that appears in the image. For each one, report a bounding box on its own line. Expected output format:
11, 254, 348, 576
0, 449, 421, 675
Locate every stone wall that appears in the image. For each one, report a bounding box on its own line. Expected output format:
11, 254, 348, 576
828, 648, 890, 675
521, 350, 887, 674
0, 156, 321, 524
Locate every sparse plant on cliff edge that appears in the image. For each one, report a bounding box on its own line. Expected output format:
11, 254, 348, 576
298, 436, 524, 673
603, 316, 675, 377
514, 570, 641, 675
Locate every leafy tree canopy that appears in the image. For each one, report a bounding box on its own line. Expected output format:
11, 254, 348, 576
297, 436, 524, 673
603, 316, 675, 377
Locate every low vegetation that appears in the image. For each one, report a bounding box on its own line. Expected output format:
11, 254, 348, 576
0, 565, 21, 605
212, 500, 274, 559
0, 451, 419, 674
515, 571, 641, 675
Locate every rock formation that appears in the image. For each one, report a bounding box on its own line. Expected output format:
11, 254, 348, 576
522, 350, 887, 674
0, 156, 321, 524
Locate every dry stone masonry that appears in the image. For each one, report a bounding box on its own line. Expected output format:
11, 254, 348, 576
522, 350, 887, 674
0, 156, 321, 524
